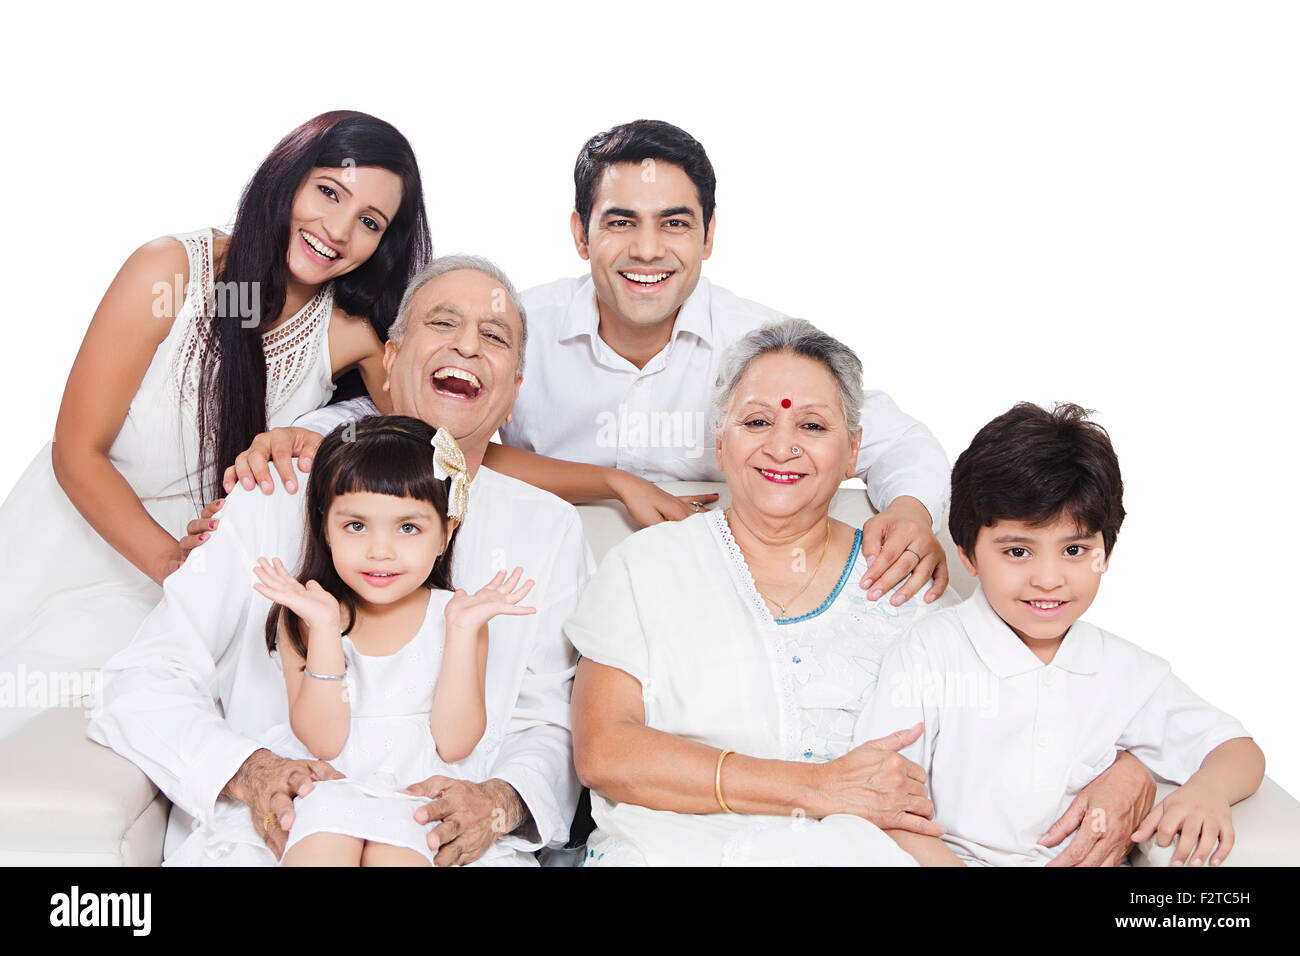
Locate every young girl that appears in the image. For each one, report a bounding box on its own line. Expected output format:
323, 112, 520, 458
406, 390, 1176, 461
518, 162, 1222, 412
252, 416, 535, 867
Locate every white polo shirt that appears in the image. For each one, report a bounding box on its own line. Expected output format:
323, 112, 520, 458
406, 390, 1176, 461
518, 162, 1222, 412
853, 586, 1251, 866
503, 276, 951, 526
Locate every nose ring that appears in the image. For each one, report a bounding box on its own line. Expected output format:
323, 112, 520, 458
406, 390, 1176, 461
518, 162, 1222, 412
791, 445, 801, 456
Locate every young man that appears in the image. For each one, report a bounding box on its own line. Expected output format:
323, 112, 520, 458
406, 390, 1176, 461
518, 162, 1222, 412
495, 119, 953, 604
854, 402, 1264, 866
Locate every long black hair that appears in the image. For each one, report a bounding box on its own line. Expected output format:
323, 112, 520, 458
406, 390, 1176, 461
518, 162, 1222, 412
265, 416, 459, 661
195, 111, 433, 501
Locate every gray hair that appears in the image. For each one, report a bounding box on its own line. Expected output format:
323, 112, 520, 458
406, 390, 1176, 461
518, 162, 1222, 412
387, 254, 529, 375
712, 318, 864, 432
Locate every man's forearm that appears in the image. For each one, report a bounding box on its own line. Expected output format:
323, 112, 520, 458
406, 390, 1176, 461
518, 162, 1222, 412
482, 777, 530, 834
483, 442, 617, 504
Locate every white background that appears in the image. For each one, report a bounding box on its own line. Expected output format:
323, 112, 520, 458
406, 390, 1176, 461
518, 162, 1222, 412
3, 2, 1297, 792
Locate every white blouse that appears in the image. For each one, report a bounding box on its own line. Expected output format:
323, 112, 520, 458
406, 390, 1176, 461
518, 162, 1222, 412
565, 509, 948, 866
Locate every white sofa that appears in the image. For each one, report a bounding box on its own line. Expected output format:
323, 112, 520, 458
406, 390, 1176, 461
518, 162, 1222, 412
1, 481, 1297, 866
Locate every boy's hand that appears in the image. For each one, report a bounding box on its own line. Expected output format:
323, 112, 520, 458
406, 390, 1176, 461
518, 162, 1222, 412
1131, 782, 1235, 867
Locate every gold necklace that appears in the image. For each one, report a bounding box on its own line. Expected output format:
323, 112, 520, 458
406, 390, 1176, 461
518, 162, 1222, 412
726, 509, 832, 618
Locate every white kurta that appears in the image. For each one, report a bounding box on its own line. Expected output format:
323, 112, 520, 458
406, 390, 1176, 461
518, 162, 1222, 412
88, 426, 593, 865
853, 585, 1253, 866
504, 276, 951, 528
564, 509, 949, 866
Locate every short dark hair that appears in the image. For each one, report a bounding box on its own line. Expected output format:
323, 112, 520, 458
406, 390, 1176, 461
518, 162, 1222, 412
573, 120, 716, 239
949, 402, 1125, 559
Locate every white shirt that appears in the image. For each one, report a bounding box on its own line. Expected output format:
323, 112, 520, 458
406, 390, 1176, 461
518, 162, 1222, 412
89, 399, 593, 863
503, 276, 951, 527
852, 586, 1251, 866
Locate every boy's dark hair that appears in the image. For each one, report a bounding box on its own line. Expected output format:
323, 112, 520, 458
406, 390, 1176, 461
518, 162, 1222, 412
949, 402, 1125, 558
573, 120, 716, 240
265, 415, 457, 661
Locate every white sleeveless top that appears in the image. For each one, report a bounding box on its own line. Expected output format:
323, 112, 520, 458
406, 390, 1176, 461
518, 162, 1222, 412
0, 227, 339, 713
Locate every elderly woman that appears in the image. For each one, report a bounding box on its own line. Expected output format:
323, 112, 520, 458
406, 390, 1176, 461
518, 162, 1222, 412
569, 319, 1156, 866
568, 319, 950, 865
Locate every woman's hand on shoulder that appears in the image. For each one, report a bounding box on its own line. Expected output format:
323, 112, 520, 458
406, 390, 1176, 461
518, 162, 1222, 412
251, 556, 340, 633
444, 567, 536, 638
223, 426, 324, 495
810, 723, 944, 835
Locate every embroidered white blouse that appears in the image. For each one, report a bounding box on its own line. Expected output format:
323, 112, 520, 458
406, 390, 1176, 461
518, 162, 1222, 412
565, 509, 950, 866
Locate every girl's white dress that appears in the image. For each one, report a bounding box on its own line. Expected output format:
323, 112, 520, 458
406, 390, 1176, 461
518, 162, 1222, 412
565, 509, 955, 866
173, 589, 506, 867
0, 227, 336, 739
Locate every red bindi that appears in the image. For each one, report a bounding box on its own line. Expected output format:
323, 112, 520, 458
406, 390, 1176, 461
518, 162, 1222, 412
780, 398, 791, 409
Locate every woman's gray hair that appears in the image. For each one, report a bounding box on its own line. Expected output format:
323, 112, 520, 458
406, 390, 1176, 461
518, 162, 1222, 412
387, 254, 529, 374
712, 318, 864, 432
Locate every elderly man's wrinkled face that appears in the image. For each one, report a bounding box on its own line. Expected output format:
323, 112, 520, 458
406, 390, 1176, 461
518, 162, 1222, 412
382, 270, 524, 458
716, 351, 862, 522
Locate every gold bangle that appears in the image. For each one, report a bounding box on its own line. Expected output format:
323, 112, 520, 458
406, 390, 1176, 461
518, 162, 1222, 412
714, 749, 736, 813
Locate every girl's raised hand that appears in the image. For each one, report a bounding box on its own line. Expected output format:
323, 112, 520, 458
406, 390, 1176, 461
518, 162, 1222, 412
252, 556, 340, 633
444, 567, 537, 637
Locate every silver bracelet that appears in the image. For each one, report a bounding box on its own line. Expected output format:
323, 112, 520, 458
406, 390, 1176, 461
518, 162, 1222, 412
303, 665, 346, 681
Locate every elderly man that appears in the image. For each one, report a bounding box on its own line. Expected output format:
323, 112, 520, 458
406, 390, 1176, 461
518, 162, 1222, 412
89, 256, 591, 866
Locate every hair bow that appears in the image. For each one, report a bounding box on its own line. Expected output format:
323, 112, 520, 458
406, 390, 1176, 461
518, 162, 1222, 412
431, 428, 470, 524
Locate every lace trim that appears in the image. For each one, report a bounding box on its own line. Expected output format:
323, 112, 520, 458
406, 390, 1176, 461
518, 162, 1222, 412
167, 229, 333, 423
706, 510, 802, 762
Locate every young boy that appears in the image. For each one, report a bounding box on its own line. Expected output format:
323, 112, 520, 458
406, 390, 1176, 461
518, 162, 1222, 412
853, 402, 1264, 867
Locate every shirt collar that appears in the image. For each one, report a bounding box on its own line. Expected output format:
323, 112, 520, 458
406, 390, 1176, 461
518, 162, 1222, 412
957, 584, 1101, 678
557, 275, 716, 349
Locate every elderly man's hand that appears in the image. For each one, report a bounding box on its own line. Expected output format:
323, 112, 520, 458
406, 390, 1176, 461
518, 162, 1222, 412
404, 776, 527, 867
859, 496, 948, 605
222, 748, 344, 860
222, 426, 324, 496
1040, 750, 1157, 866
608, 470, 718, 527
811, 724, 944, 836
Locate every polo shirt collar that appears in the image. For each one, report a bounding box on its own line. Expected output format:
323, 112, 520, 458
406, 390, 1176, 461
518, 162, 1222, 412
958, 584, 1101, 678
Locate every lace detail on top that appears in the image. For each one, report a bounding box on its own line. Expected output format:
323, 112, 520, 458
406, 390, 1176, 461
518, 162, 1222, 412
707, 509, 802, 761
168, 229, 334, 422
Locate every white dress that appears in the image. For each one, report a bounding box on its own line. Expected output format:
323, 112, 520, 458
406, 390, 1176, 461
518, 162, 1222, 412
0, 227, 336, 738
173, 588, 508, 867
565, 510, 954, 866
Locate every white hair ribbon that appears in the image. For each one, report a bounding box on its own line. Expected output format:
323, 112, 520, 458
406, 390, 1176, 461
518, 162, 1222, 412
431, 428, 470, 523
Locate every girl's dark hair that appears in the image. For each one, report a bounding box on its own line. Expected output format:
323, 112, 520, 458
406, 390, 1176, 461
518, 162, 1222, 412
195, 111, 433, 501
949, 402, 1126, 558
265, 416, 457, 661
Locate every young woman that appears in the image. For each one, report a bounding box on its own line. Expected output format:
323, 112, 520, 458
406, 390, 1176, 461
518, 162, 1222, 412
0, 111, 431, 738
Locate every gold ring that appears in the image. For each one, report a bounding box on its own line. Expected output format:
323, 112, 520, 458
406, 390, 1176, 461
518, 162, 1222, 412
263, 811, 278, 833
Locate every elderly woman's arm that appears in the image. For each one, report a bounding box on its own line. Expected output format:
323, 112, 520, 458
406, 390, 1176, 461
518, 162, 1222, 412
573, 658, 943, 833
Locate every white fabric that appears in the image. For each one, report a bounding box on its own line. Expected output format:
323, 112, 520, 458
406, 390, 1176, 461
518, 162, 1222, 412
0, 227, 335, 740
504, 275, 951, 528
565, 508, 947, 866
853, 585, 1253, 867
180, 589, 518, 866
88, 406, 592, 865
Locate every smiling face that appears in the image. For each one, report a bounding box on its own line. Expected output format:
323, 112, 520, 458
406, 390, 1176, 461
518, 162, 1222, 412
716, 351, 861, 524
571, 161, 715, 332
960, 516, 1109, 647
325, 491, 447, 608
286, 166, 403, 286
382, 269, 524, 464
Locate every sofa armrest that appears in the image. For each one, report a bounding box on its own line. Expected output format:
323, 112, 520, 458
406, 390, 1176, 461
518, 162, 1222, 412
1131, 775, 1300, 867
0, 705, 167, 866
